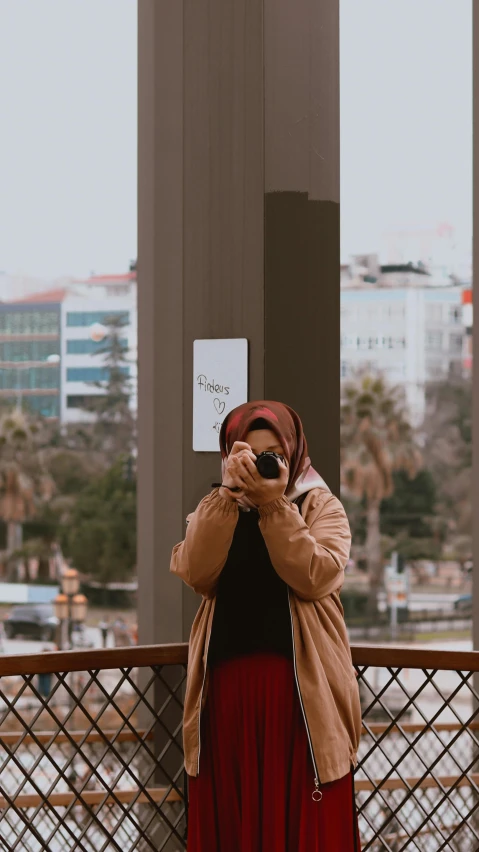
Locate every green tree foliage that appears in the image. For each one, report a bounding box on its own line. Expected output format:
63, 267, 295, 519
381, 469, 436, 539
380, 469, 441, 561
0, 308, 138, 586
80, 315, 135, 464
61, 461, 136, 584
341, 373, 421, 613
422, 376, 472, 560
0, 408, 55, 556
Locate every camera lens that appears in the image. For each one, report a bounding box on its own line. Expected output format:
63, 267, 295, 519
256, 452, 281, 479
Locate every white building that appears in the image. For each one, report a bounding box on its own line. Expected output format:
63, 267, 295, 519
60, 274, 137, 424
341, 259, 465, 425
0, 271, 137, 424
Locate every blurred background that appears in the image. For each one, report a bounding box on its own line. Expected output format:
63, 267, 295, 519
0, 0, 472, 657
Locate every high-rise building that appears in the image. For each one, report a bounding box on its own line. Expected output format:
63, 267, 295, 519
0, 268, 137, 423
61, 282, 137, 423
0, 291, 63, 418
341, 257, 466, 425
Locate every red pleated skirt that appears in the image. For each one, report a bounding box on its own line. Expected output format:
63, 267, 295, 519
187, 652, 361, 852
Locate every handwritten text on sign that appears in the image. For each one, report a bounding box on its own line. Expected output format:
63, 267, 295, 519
193, 339, 248, 451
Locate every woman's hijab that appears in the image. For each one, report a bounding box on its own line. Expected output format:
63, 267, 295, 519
219, 400, 329, 507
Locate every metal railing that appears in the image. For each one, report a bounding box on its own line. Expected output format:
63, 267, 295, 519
0, 643, 478, 851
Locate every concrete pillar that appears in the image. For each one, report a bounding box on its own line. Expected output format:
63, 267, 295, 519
138, 0, 340, 647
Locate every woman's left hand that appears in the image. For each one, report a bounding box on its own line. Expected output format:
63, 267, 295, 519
233, 454, 289, 507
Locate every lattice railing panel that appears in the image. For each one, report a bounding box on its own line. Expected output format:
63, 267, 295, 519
1, 644, 479, 851
0, 661, 188, 852
355, 661, 479, 851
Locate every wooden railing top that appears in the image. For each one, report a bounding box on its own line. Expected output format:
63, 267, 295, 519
351, 643, 479, 672
0, 643, 189, 677
0, 641, 478, 677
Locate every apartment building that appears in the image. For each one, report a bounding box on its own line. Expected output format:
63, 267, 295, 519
341, 258, 465, 424
0, 270, 137, 423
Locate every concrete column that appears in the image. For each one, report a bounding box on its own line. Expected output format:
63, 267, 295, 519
138, 0, 340, 647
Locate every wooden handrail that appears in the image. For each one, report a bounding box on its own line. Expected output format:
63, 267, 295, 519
1, 720, 476, 746
0, 729, 154, 746
354, 774, 479, 792
3, 774, 478, 810
350, 644, 479, 672
0, 642, 479, 678
0, 643, 189, 677
0, 786, 182, 810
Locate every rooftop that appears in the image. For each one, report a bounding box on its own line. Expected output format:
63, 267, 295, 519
8, 288, 68, 304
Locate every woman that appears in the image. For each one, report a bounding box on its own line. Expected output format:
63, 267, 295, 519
170, 401, 362, 851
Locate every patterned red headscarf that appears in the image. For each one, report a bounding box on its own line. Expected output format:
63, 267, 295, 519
219, 400, 329, 502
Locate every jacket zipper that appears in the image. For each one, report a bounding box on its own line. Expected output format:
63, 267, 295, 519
288, 588, 323, 803
196, 611, 213, 774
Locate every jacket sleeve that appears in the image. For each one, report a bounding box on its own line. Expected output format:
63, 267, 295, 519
258, 490, 351, 601
169, 488, 239, 597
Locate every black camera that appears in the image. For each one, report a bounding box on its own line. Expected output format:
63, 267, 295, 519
255, 451, 285, 479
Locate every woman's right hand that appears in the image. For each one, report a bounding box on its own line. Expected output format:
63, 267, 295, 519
219, 442, 257, 501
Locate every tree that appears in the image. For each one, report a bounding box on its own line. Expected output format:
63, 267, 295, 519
0, 408, 55, 558
341, 373, 421, 614
61, 461, 136, 585
422, 376, 472, 561
381, 468, 436, 538
380, 469, 442, 562
80, 315, 136, 464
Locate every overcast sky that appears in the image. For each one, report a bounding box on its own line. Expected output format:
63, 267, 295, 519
340, 0, 472, 266
0, 0, 137, 279
0, 0, 472, 277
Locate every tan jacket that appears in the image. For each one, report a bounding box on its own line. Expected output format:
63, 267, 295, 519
170, 487, 362, 789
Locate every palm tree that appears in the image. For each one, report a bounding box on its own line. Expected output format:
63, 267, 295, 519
341, 373, 421, 614
0, 409, 55, 563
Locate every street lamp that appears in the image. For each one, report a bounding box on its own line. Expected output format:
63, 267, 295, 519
53, 568, 88, 649
53, 571, 88, 788
62, 567, 80, 596
71, 594, 88, 623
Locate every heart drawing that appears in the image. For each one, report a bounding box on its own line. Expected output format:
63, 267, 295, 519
214, 398, 226, 415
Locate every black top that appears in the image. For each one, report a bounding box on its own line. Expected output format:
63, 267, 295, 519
207, 505, 296, 667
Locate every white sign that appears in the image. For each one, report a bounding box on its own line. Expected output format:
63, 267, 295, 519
384, 570, 408, 609
193, 338, 248, 451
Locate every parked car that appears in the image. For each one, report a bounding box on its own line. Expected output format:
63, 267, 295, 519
4, 604, 59, 641
453, 594, 472, 615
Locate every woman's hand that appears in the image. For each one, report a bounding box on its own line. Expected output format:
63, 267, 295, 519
219, 442, 257, 502
232, 452, 289, 507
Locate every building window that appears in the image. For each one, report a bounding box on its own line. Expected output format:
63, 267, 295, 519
0, 310, 59, 336
66, 338, 128, 355
0, 395, 59, 418
449, 333, 463, 352
340, 361, 349, 378
426, 332, 443, 351
67, 366, 130, 383
0, 366, 59, 390
66, 311, 129, 328
0, 341, 60, 362
66, 395, 100, 408
449, 306, 462, 324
